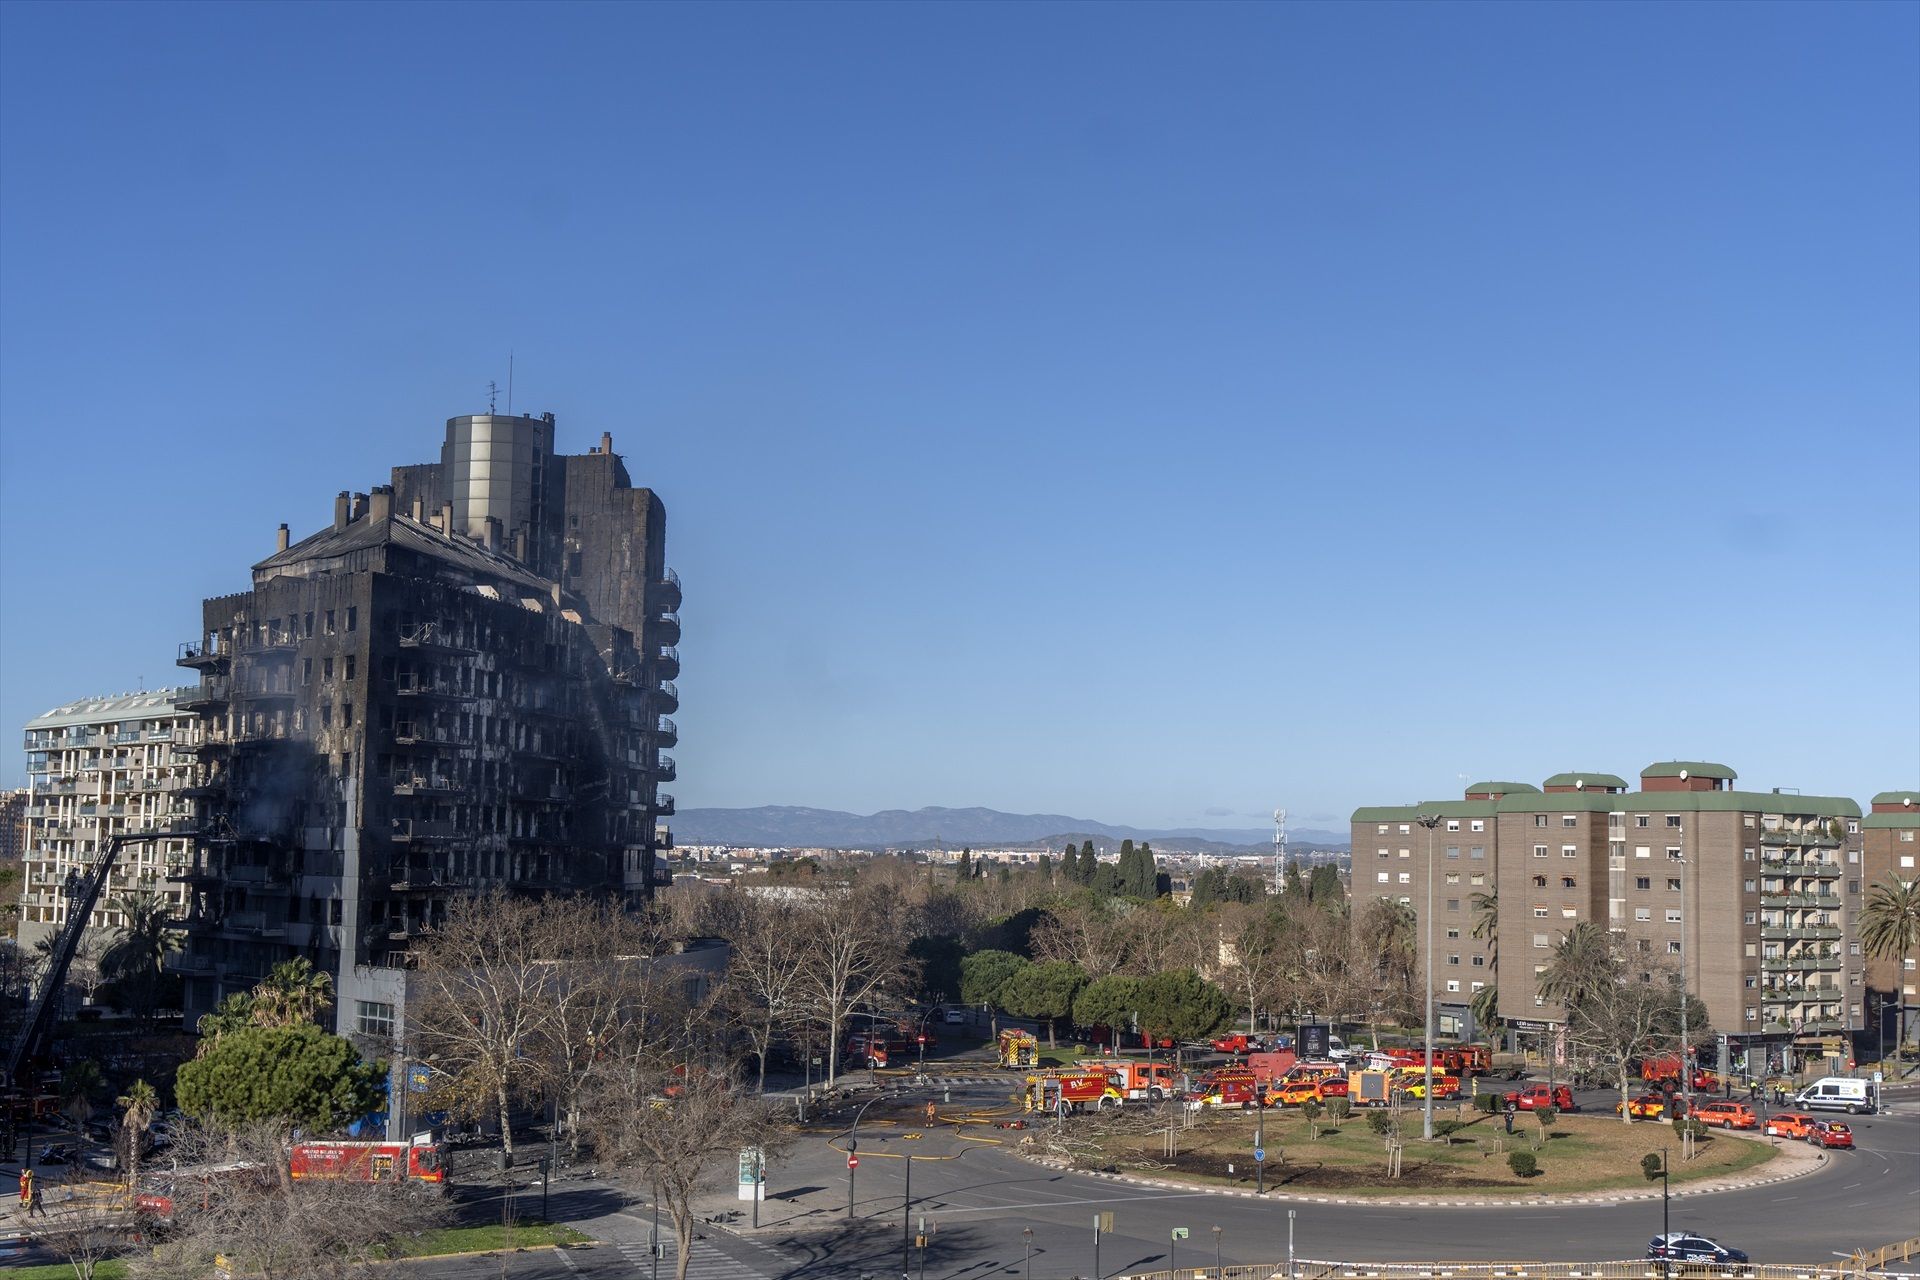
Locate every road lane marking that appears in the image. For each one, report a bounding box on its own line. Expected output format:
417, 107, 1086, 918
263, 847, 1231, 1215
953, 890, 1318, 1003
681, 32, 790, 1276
925, 1189, 1222, 1216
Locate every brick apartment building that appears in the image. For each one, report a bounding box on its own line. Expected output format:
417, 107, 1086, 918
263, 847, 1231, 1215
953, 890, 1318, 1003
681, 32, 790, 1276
168, 412, 679, 1038
1353, 761, 1867, 1066
1862, 789, 1920, 1051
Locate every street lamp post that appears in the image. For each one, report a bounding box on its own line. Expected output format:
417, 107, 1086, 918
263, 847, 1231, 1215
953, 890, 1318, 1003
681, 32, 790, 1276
900, 1148, 912, 1280
1416, 813, 1442, 1140
1255, 1092, 1266, 1194
1022, 1227, 1033, 1280
847, 1094, 883, 1221
1213, 1225, 1223, 1274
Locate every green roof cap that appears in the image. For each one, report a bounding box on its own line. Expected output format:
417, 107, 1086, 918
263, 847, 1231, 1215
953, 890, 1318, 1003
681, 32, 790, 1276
1864, 812, 1920, 830
1352, 799, 1499, 823
1494, 790, 1860, 818
1464, 781, 1540, 796
1871, 790, 1919, 806
1542, 772, 1630, 790
1640, 761, 1737, 780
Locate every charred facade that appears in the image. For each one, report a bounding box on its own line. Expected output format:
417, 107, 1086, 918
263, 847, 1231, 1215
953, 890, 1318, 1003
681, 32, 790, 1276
171, 417, 678, 1029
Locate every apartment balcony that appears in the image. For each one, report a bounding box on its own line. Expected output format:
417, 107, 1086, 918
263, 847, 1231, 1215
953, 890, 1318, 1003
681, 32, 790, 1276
653, 716, 677, 746
392, 776, 458, 797
655, 680, 678, 714
1761, 893, 1843, 910
1760, 990, 1825, 1005
391, 819, 458, 844
253, 633, 301, 656
656, 569, 681, 613
177, 680, 231, 713
1760, 858, 1841, 878
1762, 955, 1841, 972
1760, 925, 1842, 941
219, 912, 286, 939
398, 625, 476, 656
177, 640, 231, 672
653, 612, 681, 646
649, 861, 675, 887
168, 952, 219, 976
655, 755, 676, 782
395, 676, 474, 701
655, 793, 675, 817
654, 825, 673, 850
1759, 829, 1843, 849
655, 646, 680, 680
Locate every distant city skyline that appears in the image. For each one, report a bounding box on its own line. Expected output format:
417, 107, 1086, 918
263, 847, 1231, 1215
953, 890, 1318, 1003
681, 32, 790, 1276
2, 3, 1915, 827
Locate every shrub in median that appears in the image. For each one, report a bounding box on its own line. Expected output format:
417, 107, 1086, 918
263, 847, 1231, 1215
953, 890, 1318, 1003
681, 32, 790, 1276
1507, 1151, 1539, 1178
1475, 1093, 1500, 1114
1366, 1111, 1392, 1137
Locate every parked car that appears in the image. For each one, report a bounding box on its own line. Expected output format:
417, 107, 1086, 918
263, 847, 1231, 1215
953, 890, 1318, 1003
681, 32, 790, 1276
1765, 1111, 1817, 1139
942, 1008, 966, 1025
1693, 1101, 1759, 1130
1503, 1084, 1575, 1112
1647, 1234, 1748, 1265
1616, 1093, 1667, 1120
1806, 1120, 1855, 1150
1211, 1033, 1256, 1055
38, 1142, 76, 1166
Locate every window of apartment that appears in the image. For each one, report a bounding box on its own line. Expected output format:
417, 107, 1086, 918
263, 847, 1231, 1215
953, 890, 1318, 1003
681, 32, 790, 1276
1446, 928, 1460, 939
1377, 872, 1389, 883
1848, 880, 1860, 895
1666, 815, 1683, 828
1399, 848, 1411, 858
1635, 815, 1649, 828
341, 704, 353, 728
1445, 846, 1460, 859
1398, 872, 1411, 884
1398, 896, 1411, 906
1446, 898, 1460, 911
1562, 876, 1577, 888
1470, 820, 1485, 832
1743, 879, 1756, 893
1849, 942, 1862, 956
1666, 909, 1682, 923
1472, 955, 1485, 967
301, 658, 313, 684
1447, 954, 1459, 966
1377, 824, 1388, 834
1533, 906, 1549, 918
356, 1000, 395, 1039
1446, 820, 1460, 832
1533, 845, 1548, 858
1743, 848, 1756, 861
346, 607, 357, 632
1667, 847, 1684, 861
325, 610, 336, 634
1532, 875, 1547, 888
1635, 907, 1651, 921
1667, 877, 1682, 891
1471, 980, 1486, 992
1746, 943, 1758, 957
1445, 873, 1461, 885
323, 657, 335, 681
1635, 846, 1651, 859
1637, 938, 1651, 952
1635, 876, 1651, 890
1563, 845, 1578, 858
1667, 941, 1682, 955
1850, 971, 1862, 987
1445, 980, 1461, 993
1533, 934, 1550, 949
1470, 846, 1486, 859
320, 705, 333, 729
1904, 855, 1917, 868
1848, 820, 1859, 835
1562, 907, 1578, 918
1745, 911, 1758, 924
1558, 815, 1574, 827
1469, 873, 1485, 885
1745, 1007, 1758, 1023
1534, 815, 1548, 828
303, 611, 314, 636
345, 656, 356, 681
1378, 848, 1389, 858
1398, 824, 1411, 834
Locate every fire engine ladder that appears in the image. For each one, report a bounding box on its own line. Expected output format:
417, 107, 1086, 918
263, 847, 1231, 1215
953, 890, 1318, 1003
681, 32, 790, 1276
5, 830, 170, 1087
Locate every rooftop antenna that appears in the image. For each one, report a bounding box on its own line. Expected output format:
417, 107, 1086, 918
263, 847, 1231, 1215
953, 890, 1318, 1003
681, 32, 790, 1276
1273, 807, 1287, 892
487, 380, 499, 414
507, 351, 514, 417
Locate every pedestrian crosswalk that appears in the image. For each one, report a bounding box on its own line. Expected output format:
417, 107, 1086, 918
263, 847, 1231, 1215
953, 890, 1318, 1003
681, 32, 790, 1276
612, 1235, 779, 1279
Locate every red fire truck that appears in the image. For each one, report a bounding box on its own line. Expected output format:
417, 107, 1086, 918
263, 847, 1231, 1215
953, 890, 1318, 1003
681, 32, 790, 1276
289, 1138, 448, 1186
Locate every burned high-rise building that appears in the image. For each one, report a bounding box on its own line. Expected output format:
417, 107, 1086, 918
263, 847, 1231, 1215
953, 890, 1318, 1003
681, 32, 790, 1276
171, 414, 678, 1030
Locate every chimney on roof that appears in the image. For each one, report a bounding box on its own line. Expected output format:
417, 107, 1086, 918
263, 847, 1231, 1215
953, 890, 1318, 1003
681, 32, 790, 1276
600, 431, 613, 456
276, 524, 290, 552
511, 528, 527, 562
334, 491, 351, 530
482, 516, 502, 553
369, 486, 392, 523
351, 492, 369, 521
440, 501, 455, 535
410, 497, 424, 522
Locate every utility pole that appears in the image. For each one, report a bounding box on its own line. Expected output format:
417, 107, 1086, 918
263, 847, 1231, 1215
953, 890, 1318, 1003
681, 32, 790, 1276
1416, 813, 1442, 1140
900, 1151, 912, 1279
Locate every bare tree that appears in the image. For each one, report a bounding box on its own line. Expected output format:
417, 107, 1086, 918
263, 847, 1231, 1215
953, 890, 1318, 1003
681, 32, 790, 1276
1030, 901, 1133, 977
711, 894, 808, 1092
584, 1066, 785, 1280
34, 1194, 124, 1280
793, 881, 915, 1087
131, 1120, 448, 1280
1215, 903, 1288, 1033
531, 898, 660, 1158
407, 892, 561, 1163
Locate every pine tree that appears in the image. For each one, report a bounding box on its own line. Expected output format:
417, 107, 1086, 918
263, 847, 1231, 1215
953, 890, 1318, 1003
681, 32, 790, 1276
957, 848, 972, 880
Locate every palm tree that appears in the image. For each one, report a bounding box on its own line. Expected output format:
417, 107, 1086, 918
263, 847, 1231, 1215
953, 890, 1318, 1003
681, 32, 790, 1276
1538, 922, 1615, 1013
117, 1079, 158, 1192
99, 892, 181, 1023
1859, 876, 1920, 1056
60, 1060, 104, 1160
249, 958, 334, 1028
1469, 982, 1501, 1038
1470, 889, 1499, 967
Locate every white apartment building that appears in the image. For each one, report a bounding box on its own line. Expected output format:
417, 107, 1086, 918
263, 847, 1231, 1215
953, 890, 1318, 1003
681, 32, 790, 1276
20, 688, 201, 948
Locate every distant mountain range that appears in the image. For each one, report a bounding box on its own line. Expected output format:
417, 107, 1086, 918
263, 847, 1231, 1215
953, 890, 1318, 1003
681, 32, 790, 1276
672, 805, 1351, 855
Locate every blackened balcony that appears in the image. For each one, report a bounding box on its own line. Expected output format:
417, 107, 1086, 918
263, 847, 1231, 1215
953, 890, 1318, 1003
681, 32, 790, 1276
392, 776, 458, 797
655, 755, 676, 782
655, 793, 675, 817
655, 680, 678, 713
655, 646, 680, 680
396, 676, 473, 700
654, 612, 681, 646
653, 716, 677, 746
177, 640, 231, 672
177, 679, 231, 713
391, 819, 458, 843
656, 569, 682, 612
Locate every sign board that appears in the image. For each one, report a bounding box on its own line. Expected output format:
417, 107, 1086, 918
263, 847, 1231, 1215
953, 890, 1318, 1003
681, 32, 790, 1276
847, 1155, 859, 1170
1253, 1148, 1265, 1163
737, 1147, 765, 1202
1172, 1227, 1190, 1240
406, 1065, 432, 1093
1096, 1212, 1114, 1233
1298, 1023, 1331, 1059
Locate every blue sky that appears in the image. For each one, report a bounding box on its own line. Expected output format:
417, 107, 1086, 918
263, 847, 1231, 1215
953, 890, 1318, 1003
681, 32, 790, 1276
2, 2, 1915, 830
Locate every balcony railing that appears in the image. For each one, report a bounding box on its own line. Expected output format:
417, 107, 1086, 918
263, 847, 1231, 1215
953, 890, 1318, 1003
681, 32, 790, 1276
655, 755, 676, 782
1759, 829, 1843, 848
177, 639, 230, 669
654, 716, 677, 744
1760, 893, 1843, 910
1760, 858, 1841, 878
1761, 956, 1841, 972
1759, 925, 1842, 941
655, 793, 675, 817
391, 819, 458, 843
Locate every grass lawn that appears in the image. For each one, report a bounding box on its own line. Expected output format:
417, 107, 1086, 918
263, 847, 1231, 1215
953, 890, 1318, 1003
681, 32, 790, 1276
11, 1263, 132, 1280
389, 1222, 593, 1256
1081, 1108, 1776, 1196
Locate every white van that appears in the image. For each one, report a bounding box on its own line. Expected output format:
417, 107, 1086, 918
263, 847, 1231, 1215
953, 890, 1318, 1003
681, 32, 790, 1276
1794, 1076, 1875, 1114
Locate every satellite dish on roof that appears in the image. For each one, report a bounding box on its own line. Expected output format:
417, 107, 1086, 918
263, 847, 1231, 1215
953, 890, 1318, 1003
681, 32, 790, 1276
1576, 779, 1585, 790
1679, 769, 1689, 781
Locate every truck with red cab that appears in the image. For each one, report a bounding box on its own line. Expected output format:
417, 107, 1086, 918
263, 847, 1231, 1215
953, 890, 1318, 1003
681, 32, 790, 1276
1503, 1084, 1575, 1112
